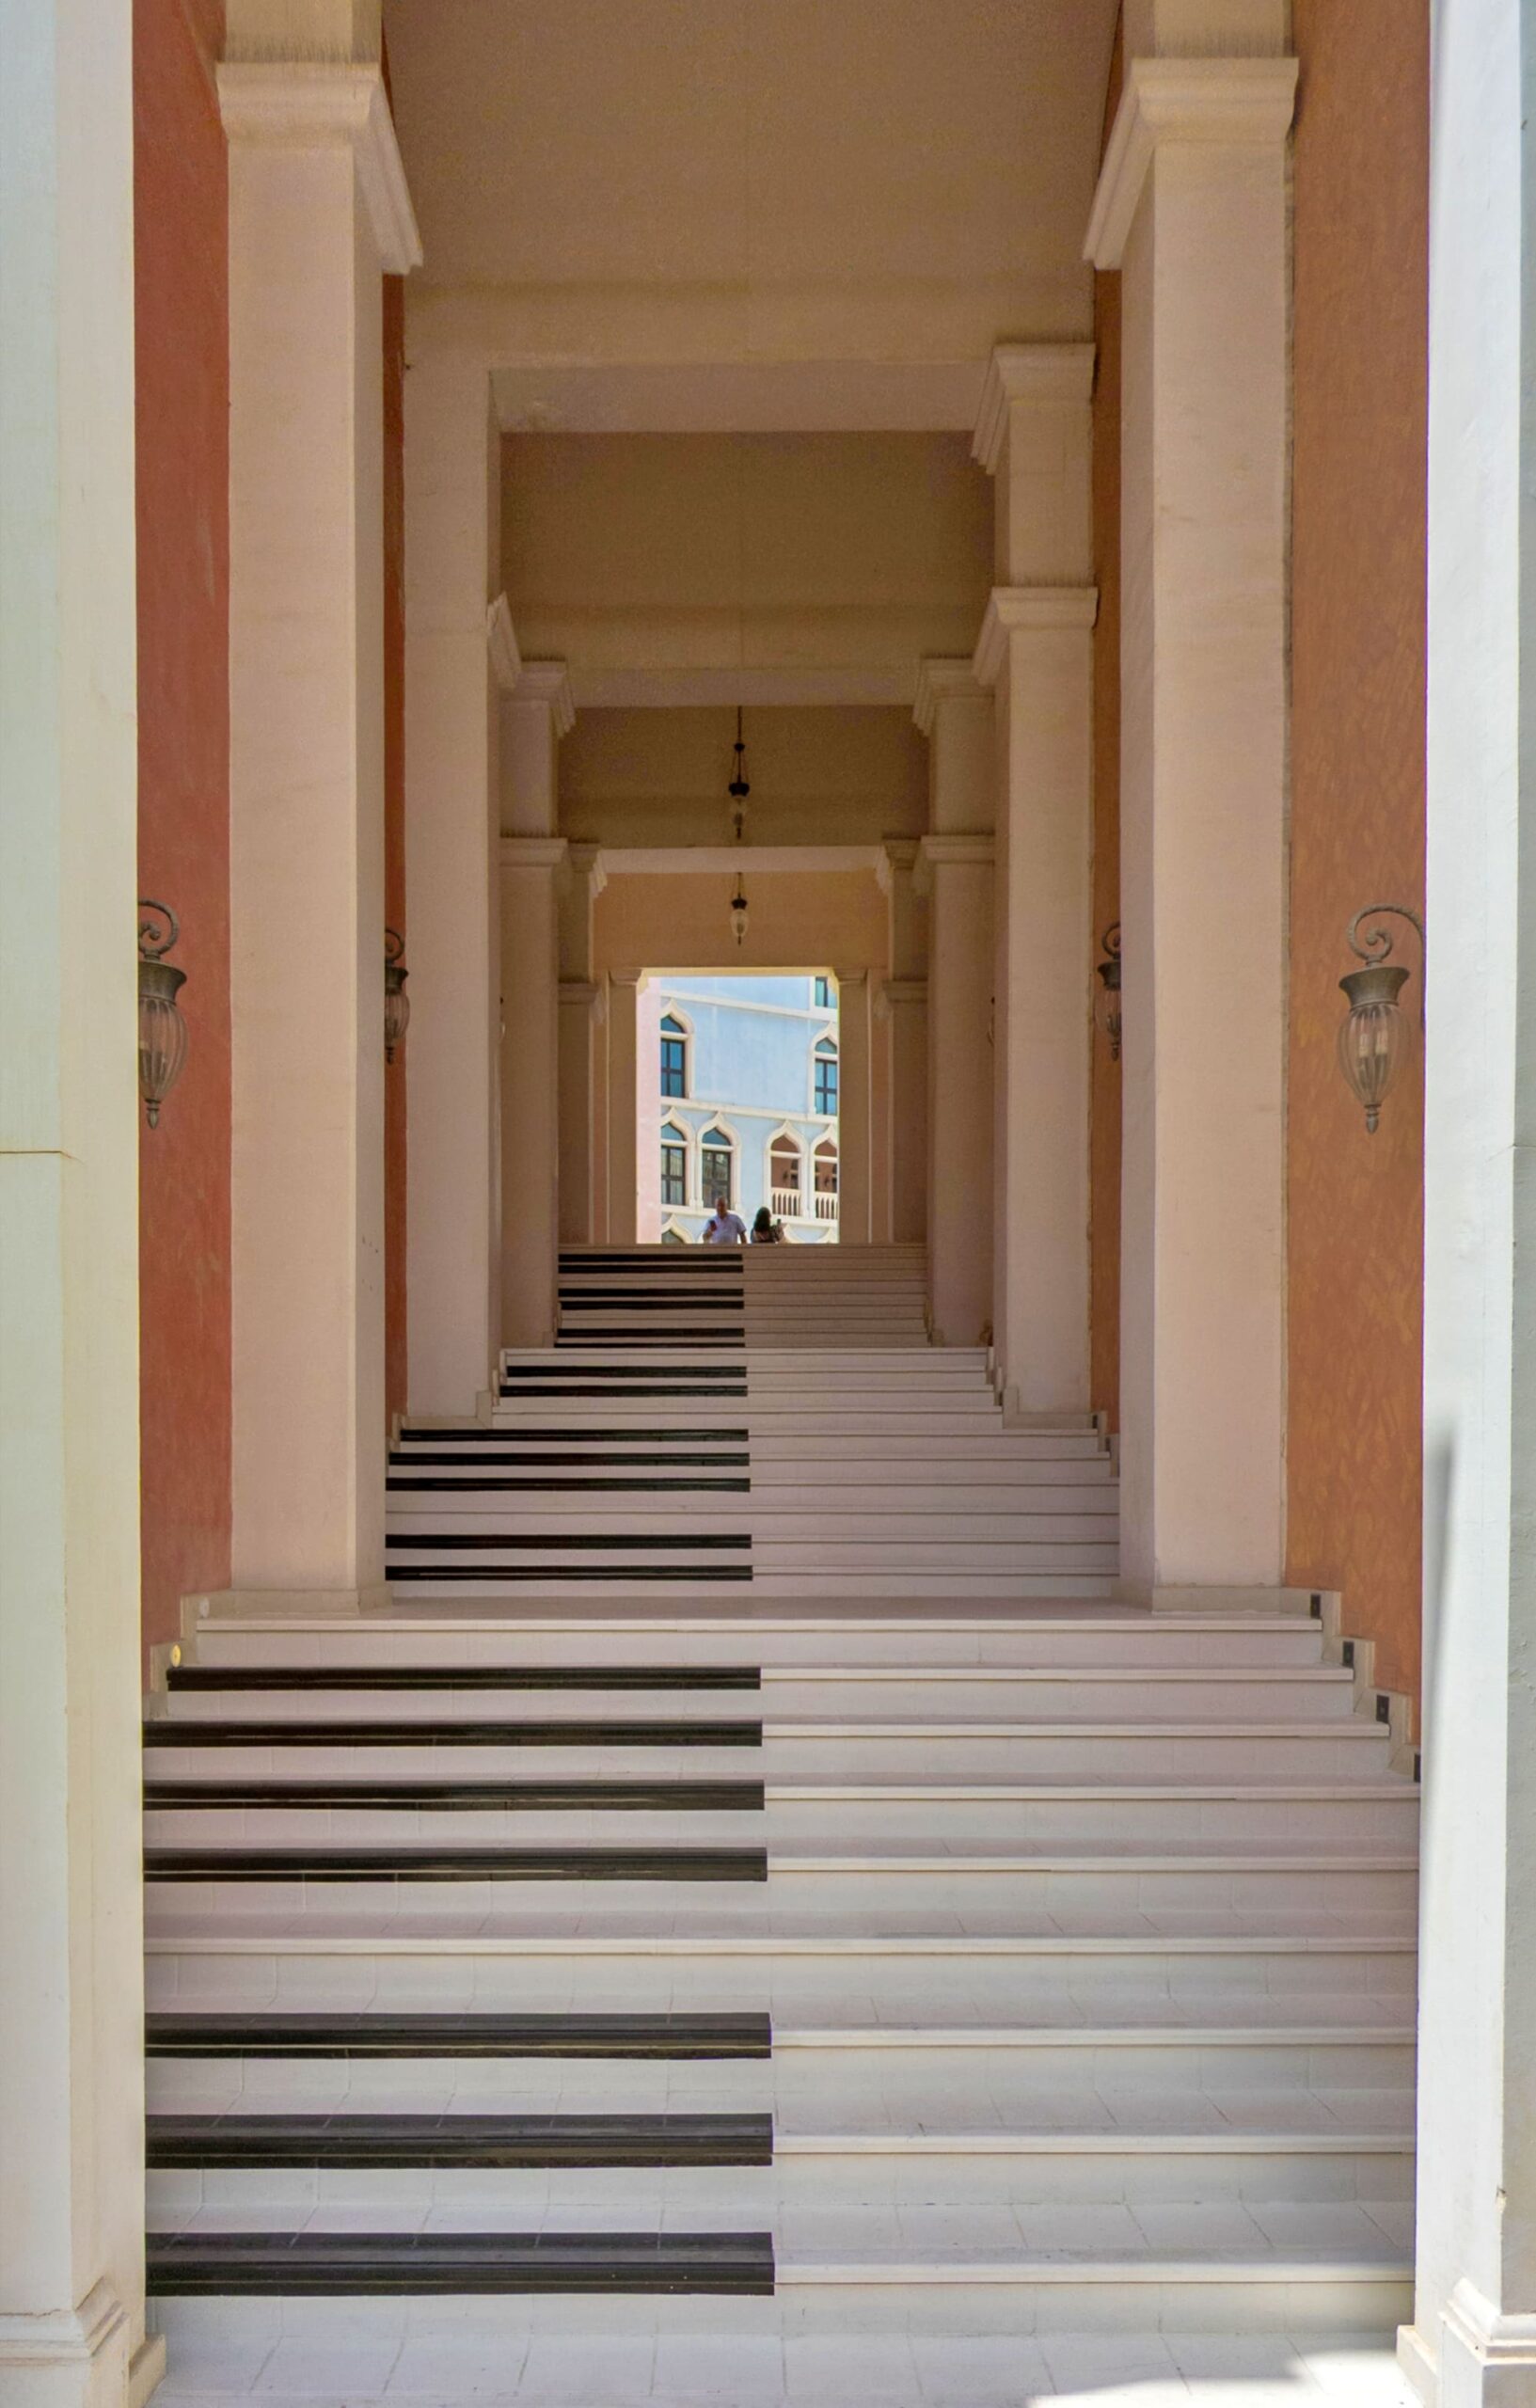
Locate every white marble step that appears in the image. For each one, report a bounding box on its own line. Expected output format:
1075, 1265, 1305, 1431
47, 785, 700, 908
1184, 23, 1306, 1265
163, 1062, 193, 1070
179, 1611, 1326, 1671
144, 1935, 1417, 2024
385, 1503, 1117, 1539
152, 1669, 1348, 1724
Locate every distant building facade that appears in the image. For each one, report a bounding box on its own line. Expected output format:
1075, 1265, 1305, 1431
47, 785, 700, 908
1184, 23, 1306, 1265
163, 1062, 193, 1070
651, 974, 840, 1243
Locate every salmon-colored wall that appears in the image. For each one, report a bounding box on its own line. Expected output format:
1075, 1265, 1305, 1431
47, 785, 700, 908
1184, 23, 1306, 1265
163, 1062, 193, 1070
1285, 0, 1428, 1700
135, 0, 232, 1655
1089, 17, 1123, 1433
384, 271, 408, 1427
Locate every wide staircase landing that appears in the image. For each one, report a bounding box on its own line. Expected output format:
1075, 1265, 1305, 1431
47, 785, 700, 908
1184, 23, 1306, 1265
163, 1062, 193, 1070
141, 1245, 1417, 2403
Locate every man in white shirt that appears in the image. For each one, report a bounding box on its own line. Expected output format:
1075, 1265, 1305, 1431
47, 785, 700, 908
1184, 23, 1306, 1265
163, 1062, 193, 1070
703, 1193, 748, 1245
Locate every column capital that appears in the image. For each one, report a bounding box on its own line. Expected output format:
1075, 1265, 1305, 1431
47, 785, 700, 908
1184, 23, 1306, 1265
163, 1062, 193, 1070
914, 832, 995, 895
876, 838, 920, 895
511, 658, 577, 737
877, 977, 928, 1021
486, 594, 521, 691
831, 968, 870, 992
913, 657, 991, 736
559, 978, 606, 1024
216, 60, 421, 271
972, 344, 1096, 477
499, 835, 569, 877
1085, 55, 1298, 269
565, 840, 608, 900
973, 586, 1099, 688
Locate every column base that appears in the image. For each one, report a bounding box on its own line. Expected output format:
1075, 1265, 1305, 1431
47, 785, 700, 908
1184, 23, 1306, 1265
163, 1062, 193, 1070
129, 2334, 166, 2408
0, 2282, 131, 2408
183, 1584, 393, 1633
1115, 1581, 1321, 1617
1413, 2284, 1536, 2405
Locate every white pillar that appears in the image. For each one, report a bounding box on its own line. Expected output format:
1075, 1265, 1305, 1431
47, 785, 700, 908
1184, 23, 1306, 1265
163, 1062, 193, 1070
914, 661, 996, 1347
879, 842, 928, 1245
404, 369, 502, 1416
1403, 1, 1536, 2396
498, 660, 573, 1348
606, 972, 642, 1244
221, 40, 419, 1604
558, 842, 606, 1245
836, 972, 874, 1244
1086, 31, 1295, 1596
0, 2, 148, 2396
972, 344, 1096, 1419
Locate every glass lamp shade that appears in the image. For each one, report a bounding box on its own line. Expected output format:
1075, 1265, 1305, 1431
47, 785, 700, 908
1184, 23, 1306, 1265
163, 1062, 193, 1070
385, 929, 410, 1062
137, 955, 188, 1129
1337, 961, 1411, 1133
730, 886, 749, 948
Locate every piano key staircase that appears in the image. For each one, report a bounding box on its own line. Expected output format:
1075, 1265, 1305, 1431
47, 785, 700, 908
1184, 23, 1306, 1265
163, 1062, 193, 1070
143, 1244, 1417, 2402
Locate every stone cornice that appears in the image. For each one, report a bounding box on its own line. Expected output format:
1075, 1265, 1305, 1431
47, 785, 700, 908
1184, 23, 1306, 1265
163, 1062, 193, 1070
216, 61, 421, 272
1085, 55, 1299, 270
914, 833, 994, 895
559, 978, 604, 1019
973, 587, 1099, 689
564, 840, 608, 900
876, 839, 920, 896
486, 594, 521, 693
972, 344, 1096, 477
879, 977, 928, 1010
913, 657, 991, 736
511, 659, 577, 737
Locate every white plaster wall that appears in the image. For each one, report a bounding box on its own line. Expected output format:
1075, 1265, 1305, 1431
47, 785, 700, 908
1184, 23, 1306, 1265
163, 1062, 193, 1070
499, 856, 562, 1347
1407, 0, 1532, 2390
0, 0, 146, 2385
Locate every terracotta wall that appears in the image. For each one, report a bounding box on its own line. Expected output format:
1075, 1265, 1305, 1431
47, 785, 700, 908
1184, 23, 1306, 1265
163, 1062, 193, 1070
134, 0, 231, 1655
1286, 0, 1428, 1699
1089, 20, 1123, 1431
384, 273, 408, 1426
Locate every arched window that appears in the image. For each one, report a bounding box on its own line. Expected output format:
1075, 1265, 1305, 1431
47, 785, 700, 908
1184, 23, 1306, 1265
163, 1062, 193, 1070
814, 1135, 839, 1221
659, 1122, 689, 1208
814, 1037, 838, 1117
768, 1133, 802, 1220
661, 1222, 689, 1245
701, 1126, 736, 1207
659, 1013, 689, 1099
814, 974, 834, 1008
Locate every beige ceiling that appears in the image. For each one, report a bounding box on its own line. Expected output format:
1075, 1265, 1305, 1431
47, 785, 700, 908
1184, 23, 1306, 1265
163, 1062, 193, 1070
385, 0, 1120, 401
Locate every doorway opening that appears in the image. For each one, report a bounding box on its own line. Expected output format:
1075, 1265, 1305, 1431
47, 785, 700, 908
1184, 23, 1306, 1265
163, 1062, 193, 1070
639, 972, 839, 1244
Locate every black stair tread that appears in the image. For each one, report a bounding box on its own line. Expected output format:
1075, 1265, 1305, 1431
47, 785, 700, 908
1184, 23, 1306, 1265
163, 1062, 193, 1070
555, 1335, 747, 1345
385, 1533, 752, 1552
502, 1363, 747, 1378
165, 1664, 761, 1691
143, 1718, 763, 1748
144, 2010, 773, 2058
147, 2112, 774, 2167
385, 1464, 751, 1482
496, 1385, 749, 1398
387, 1565, 756, 1582
142, 1845, 769, 1881
146, 2229, 775, 2296
390, 1450, 750, 1466
143, 1778, 767, 1809
401, 1427, 750, 1442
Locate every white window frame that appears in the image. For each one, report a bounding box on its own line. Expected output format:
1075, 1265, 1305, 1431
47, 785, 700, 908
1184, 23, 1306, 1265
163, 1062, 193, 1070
659, 1120, 691, 1211
766, 1122, 806, 1221
698, 1116, 740, 1212
658, 1005, 694, 1102
811, 1031, 839, 1119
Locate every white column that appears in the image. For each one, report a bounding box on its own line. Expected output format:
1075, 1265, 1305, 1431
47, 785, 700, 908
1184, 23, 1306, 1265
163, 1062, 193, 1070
836, 972, 874, 1244
972, 345, 1095, 1420
498, 660, 573, 1348
1403, 1, 1536, 2396
0, 2, 148, 2396
1086, 30, 1295, 1596
879, 841, 928, 1245
221, 43, 419, 1604
606, 972, 643, 1244
404, 369, 502, 1415
913, 661, 996, 1347
558, 843, 606, 1245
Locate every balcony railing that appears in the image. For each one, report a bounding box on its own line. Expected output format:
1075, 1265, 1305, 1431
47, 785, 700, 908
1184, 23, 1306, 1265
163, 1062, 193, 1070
813, 1190, 838, 1222
770, 1184, 839, 1229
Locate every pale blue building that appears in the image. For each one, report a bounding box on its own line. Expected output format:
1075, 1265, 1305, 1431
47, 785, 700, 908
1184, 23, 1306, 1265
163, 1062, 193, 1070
655, 974, 840, 1243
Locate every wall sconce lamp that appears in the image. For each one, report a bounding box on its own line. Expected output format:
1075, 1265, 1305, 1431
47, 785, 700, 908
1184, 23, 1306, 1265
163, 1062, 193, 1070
1337, 903, 1424, 1133
137, 899, 188, 1129
385, 928, 410, 1063
729, 881, 749, 949
1095, 922, 1121, 1062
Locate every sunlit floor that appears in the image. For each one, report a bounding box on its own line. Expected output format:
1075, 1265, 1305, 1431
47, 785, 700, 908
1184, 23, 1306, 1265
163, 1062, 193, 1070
150, 2327, 1414, 2405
